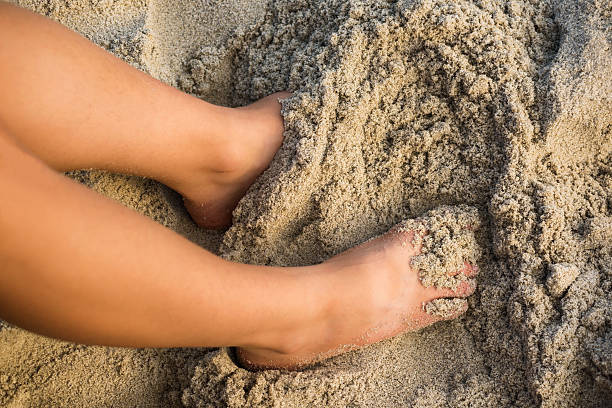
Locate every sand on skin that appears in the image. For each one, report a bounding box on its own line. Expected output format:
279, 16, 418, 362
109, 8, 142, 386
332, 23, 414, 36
2, 0, 611, 407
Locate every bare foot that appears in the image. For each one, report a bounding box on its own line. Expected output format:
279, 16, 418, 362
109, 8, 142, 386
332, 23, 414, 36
236, 226, 478, 370
182, 92, 291, 229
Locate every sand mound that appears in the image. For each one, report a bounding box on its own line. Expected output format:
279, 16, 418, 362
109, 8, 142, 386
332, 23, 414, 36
184, 0, 611, 406
2, 0, 611, 407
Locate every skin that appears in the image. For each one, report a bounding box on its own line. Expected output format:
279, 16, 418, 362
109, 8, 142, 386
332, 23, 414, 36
0, 3, 477, 370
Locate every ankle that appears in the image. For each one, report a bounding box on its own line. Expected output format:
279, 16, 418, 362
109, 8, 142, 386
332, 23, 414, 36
168, 93, 287, 229
164, 107, 245, 191
247, 265, 338, 356
235, 261, 384, 370
203, 109, 256, 175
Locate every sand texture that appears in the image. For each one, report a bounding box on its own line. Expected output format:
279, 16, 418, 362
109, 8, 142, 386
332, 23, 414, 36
2, 0, 611, 407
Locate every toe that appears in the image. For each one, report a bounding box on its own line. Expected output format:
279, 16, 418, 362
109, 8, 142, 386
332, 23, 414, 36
423, 279, 476, 301
274, 91, 293, 100
409, 311, 441, 329
412, 298, 470, 330
450, 279, 476, 297
447, 262, 478, 278
463, 262, 479, 278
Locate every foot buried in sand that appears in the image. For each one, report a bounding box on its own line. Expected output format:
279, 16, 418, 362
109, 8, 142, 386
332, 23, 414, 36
182, 92, 291, 229
237, 207, 481, 370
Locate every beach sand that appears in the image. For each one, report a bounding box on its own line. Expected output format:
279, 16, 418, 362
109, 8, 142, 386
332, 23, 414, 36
1, 0, 611, 407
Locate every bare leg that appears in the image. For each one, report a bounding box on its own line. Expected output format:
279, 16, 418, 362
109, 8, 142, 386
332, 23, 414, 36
0, 130, 328, 349
0, 4, 477, 369
0, 2, 287, 229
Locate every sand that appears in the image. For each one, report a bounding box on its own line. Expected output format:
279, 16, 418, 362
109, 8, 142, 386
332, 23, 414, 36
1, 0, 611, 407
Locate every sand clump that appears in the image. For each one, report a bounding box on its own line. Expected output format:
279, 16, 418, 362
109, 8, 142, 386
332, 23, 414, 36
401, 205, 482, 290
546, 262, 582, 297
423, 298, 469, 319
2, 0, 611, 407
398, 205, 483, 317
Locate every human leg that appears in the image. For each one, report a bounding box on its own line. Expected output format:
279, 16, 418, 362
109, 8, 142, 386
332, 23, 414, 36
0, 129, 328, 349
0, 2, 287, 228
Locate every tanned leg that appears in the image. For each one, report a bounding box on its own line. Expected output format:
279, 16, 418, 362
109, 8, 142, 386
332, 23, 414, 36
0, 2, 287, 229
